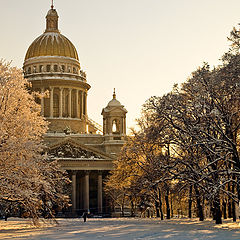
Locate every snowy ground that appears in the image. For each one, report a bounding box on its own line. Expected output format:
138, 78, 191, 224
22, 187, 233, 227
1, 217, 240, 240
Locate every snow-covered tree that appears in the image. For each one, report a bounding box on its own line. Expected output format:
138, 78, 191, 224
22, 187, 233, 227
106, 24, 240, 225
145, 59, 240, 224
0, 60, 70, 224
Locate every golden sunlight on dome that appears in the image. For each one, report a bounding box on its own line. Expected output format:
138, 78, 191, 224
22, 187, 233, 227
24, 7, 79, 61
25, 33, 79, 61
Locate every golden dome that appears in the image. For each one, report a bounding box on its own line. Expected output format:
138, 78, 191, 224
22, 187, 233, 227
24, 7, 79, 61
25, 32, 79, 61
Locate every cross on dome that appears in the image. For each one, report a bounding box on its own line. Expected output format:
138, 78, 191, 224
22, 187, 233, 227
51, 0, 54, 9
113, 88, 116, 99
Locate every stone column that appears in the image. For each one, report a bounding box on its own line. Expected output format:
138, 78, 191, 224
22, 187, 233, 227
79, 176, 83, 210
68, 88, 72, 118
120, 118, 123, 135
81, 91, 84, 119
85, 92, 88, 117
98, 171, 103, 213
41, 87, 44, 116
59, 87, 63, 118
105, 119, 108, 134
124, 118, 126, 134
76, 89, 79, 118
103, 118, 105, 135
72, 171, 77, 213
50, 86, 54, 118
84, 171, 89, 211
109, 119, 112, 135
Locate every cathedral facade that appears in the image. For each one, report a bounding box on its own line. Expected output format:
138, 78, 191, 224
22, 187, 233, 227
23, 5, 127, 216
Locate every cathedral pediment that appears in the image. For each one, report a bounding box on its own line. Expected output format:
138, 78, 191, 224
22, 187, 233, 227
48, 138, 111, 160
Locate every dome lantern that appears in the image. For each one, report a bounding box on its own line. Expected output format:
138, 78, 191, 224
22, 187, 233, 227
45, 3, 59, 33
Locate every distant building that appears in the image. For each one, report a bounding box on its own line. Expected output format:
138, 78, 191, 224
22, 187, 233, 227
23, 4, 127, 215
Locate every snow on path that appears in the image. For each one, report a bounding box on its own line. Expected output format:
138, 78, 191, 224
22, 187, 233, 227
1, 217, 240, 240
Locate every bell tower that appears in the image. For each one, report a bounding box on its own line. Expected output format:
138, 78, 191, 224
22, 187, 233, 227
101, 89, 127, 142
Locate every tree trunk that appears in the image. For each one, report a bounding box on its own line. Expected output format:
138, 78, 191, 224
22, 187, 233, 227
214, 195, 222, 224
228, 182, 232, 219
121, 206, 124, 217
237, 179, 240, 220
228, 200, 232, 218
130, 199, 135, 217
188, 185, 193, 218
237, 178, 240, 201
147, 208, 150, 218
155, 200, 160, 218
194, 186, 204, 221
232, 175, 236, 222
232, 201, 236, 222
211, 204, 216, 220
158, 189, 164, 220
197, 197, 204, 221
121, 196, 125, 217
222, 200, 227, 219
165, 188, 170, 219
165, 145, 171, 220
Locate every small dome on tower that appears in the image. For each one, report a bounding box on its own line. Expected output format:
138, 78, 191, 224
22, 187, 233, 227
107, 88, 122, 107
102, 89, 127, 113
107, 99, 122, 107
107, 89, 122, 107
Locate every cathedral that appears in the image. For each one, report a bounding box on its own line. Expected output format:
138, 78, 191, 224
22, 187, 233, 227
23, 4, 127, 216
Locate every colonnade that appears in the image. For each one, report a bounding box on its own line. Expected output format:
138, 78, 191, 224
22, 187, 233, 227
40, 87, 87, 118
71, 170, 103, 214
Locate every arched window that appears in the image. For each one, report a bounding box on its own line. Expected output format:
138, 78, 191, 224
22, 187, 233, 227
54, 65, 58, 72
112, 119, 120, 133
39, 65, 43, 72
46, 65, 51, 72
53, 94, 59, 117
28, 67, 31, 74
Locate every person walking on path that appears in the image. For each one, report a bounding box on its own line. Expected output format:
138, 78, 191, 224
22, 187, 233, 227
82, 212, 87, 222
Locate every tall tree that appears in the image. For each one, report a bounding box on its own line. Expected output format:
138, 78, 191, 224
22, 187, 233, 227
0, 60, 70, 224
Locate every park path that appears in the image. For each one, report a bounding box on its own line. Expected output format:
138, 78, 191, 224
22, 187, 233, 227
1, 217, 240, 239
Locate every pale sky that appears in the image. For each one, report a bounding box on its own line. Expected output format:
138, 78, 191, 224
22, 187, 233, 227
1, 0, 240, 131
